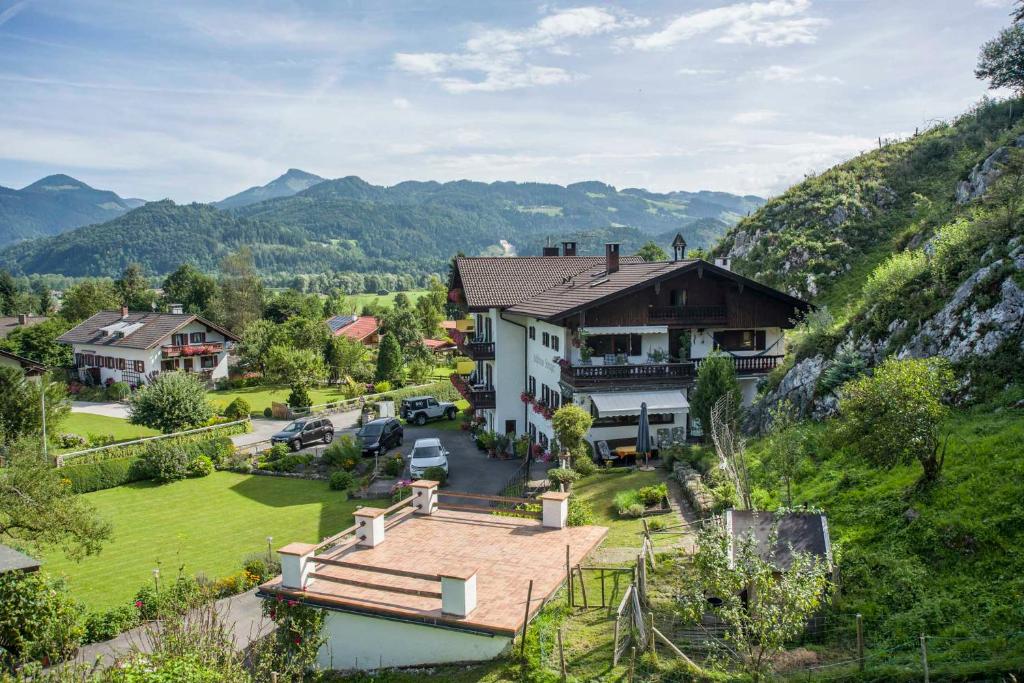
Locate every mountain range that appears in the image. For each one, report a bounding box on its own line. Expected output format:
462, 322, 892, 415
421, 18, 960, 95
0, 171, 764, 278
0, 174, 144, 246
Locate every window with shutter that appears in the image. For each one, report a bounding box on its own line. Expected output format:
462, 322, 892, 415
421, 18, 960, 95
529, 326, 536, 340
118, 358, 126, 370
552, 335, 560, 352
134, 360, 144, 373
542, 332, 550, 347
190, 332, 206, 343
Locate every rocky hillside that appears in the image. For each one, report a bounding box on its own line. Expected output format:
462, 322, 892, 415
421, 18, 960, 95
715, 98, 1024, 425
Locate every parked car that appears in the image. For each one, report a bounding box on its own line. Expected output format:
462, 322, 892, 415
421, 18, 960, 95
400, 396, 457, 425
356, 417, 403, 456
409, 437, 450, 479
270, 418, 335, 451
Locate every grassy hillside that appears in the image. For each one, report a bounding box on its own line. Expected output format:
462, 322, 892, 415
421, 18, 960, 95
743, 389, 1024, 678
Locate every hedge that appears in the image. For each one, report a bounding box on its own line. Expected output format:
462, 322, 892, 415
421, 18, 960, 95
385, 381, 461, 404
60, 436, 237, 493
58, 420, 250, 467
61, 457, 147, 494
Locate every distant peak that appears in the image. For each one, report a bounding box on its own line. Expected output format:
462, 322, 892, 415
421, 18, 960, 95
23, 174, 92, 191
280, 168, 322, 181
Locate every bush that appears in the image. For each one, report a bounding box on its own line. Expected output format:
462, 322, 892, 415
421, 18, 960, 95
862, 249, 928, 306
83, 605, 139, 643
242, 554, 280, 583
188, 455, 214, 477
573, 453, 597, 476
133, 575, 205, 620
0, 570, 83, 669
56, 433, 87, 449
383, 454, 404, 477
266, 443, 290, 461
548, 467, 580, 488
106, 381, 131, 401
614, 490, 643, 517
223, 397, 251, 420
567, 495, 594, 526
647, 517, 668, 532
262, 453, 312, 473
128, 371, 213, 434
373, 380, 392, 394
329, 470, 355, 491
323, 436, 361, 468
263, 407, 273, 418
626, 503, 646, 518
138, 444, 190, 483
61, 456, 148, 493
638, 483, 668, 506
60, 421, 249, 467
423, 465, 447, 484
287, 385, 311, 409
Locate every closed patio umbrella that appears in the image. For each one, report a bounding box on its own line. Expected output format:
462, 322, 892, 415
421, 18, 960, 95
636, 401, 652, 469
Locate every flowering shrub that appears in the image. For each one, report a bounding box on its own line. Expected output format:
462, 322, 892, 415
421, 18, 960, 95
391, 480, 412, 502
263, 595, 325, 672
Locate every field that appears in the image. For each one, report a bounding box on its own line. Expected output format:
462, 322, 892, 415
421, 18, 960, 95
59, 413, 159, 444
208, 384, 352, 414
44, 472, 384, 612
350, 289, 428, 310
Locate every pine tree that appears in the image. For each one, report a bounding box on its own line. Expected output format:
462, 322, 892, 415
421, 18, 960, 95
690, 352, 742, 435
375, 333, 402, 383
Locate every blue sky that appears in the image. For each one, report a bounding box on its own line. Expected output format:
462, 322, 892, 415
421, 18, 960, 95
0, 0, 1016, 202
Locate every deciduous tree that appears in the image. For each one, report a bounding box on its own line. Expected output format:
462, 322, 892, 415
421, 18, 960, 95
128, 372, 213, 433
976, 22, 1024, 94
214, 248, 264, 332
833, 357, 955, 484
161, 263, 216, 315
0, 368, 69, 445
115, 263, 153, 310
551, 404, 592, 462
762, 400, 808, 507
60, 279, 119, 322
636, 241, 669, 262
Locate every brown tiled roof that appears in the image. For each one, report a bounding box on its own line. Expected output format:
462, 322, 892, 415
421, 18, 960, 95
0, 315, 48, 339
0, 349, 46, 373
260, 508, 607, 636
507, 259, 810, 321
57, 310, 239, 350
454, 256, 644, 310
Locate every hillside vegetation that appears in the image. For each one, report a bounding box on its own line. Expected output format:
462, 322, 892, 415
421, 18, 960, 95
0, 175, 761, 279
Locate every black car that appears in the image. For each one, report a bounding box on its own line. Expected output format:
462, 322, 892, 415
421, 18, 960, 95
357, 417, 403, 456
270, 418, 335, 452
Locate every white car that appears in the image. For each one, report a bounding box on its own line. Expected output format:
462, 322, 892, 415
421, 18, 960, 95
409, 437, 450, 479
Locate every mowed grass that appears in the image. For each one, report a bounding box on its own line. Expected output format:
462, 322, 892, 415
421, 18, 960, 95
43, 472, 384, 612
573, 469, 666, 547
208, 384, 352, 415
59, 413, 159, 443
350, 289, 428, 310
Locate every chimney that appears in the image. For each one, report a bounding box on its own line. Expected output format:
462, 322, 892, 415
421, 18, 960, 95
562, 241, 577, 257
714, 257, 731, 271
605, 242, 620, 274
120, 306, 129, 319
542, 246, 560, 256
169, 303, 184, 315
16, 313, 28, 325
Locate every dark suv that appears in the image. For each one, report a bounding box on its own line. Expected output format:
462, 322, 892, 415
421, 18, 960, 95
270, 418, 335, 452
357, 417, 403, 456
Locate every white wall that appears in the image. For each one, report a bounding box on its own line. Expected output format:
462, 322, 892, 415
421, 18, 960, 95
690, 327, 784, 358
523, 317, 567, 446
573, 327, 669, 364
493, 310, 526, 434
317, 609, 511, 670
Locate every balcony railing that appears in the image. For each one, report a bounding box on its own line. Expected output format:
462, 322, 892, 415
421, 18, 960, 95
450, 373, 496, 409
561, 354, 785, 388
458, 337, 495, 360
162, 342, 224, 358
696, 354, 784, 375
648, 305, 727, 324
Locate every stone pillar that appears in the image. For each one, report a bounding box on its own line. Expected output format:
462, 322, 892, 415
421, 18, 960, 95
278, 542, 317, 589
353, 507, 387, 547
411, 479, 439, 515
539, 491, 570, 529
440, 568, 478, 617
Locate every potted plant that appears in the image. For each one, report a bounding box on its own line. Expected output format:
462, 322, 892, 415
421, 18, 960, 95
647, 348, 668, 364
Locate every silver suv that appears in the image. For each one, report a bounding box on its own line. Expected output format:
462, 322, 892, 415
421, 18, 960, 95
400, 396, 457, 425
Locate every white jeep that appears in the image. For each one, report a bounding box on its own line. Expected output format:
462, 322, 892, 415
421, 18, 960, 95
400, 396, 457, 425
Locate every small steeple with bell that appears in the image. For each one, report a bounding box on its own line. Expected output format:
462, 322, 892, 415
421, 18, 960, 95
671, 233, 687, 261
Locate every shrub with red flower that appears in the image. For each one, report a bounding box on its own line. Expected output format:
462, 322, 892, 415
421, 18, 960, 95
263, 594, 324, 671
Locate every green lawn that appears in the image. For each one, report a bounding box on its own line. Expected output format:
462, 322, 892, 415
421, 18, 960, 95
43, 472, 384, 612
574, 469, 667, 548
351, 289, 428, 310
208, 385, 352, 415
59, 413, 159, 444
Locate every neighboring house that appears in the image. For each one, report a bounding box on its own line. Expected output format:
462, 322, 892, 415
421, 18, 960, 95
0, 313, 48, 340
58, 307, 239, 387
0, 545, 40, 575
327, 314, 379, 345
422, 337, 456, 354
260, 481, 606, 670
0, 348, 45, 377
448, 238, 809, 452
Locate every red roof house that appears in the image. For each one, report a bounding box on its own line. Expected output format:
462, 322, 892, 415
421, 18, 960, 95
327, 315, 379, 345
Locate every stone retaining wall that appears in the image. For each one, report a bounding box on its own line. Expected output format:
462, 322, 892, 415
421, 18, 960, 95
671, 462, 714, 517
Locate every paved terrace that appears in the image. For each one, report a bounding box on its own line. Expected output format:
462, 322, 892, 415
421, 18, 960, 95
260, 497, 607, 636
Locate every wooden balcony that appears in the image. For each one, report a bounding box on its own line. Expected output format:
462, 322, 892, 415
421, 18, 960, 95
647, 305, 727, 324
450, 374, 496, 410
695, 354, 784, 375
560, 362, 696, 389
460, 339, 495, 360
162, 342, 224, 358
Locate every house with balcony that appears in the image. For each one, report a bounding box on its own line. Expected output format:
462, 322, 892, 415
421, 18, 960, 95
448, 238, 809, 453
58, 306, 239, 387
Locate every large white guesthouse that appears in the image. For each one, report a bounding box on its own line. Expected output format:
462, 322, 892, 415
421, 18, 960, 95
448, 239, 809, 454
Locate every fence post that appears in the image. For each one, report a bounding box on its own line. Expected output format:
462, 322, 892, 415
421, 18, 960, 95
576, 565, 589, 608
628, 645, 636, 683
566, 545, 573, 607
520, 580, 534, 658
856, 613, 864, 671
920, 634, 929, 683
601, 568, 606, 608
648, 611, 656, 658
557, 627, 567, 682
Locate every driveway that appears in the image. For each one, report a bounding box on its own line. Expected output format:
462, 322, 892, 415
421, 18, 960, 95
397, 425, 523, 495
70, 400, 129, 419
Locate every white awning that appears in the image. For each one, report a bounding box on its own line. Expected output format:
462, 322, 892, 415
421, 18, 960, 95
590, 390, 689, 417
582, 325, 668, 335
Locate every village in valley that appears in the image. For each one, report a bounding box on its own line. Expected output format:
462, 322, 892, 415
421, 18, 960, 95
1, 1, 1024, 682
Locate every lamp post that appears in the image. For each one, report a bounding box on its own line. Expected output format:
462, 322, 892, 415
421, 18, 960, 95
40, 383, 47, 460
266, 536, 273, 562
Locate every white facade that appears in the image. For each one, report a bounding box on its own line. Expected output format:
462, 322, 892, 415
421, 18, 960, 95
70, 319, 231, 387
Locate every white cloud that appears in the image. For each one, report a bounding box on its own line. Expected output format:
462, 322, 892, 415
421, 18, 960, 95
677, 67, 723, 76
751, 64, 842, 83
974, 0, 1013, 7
394, 6, 643, 93
392, 97, 411, 109
626, 0, 828, 50
0, 1, 28, 28
731, 110, 780, 124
